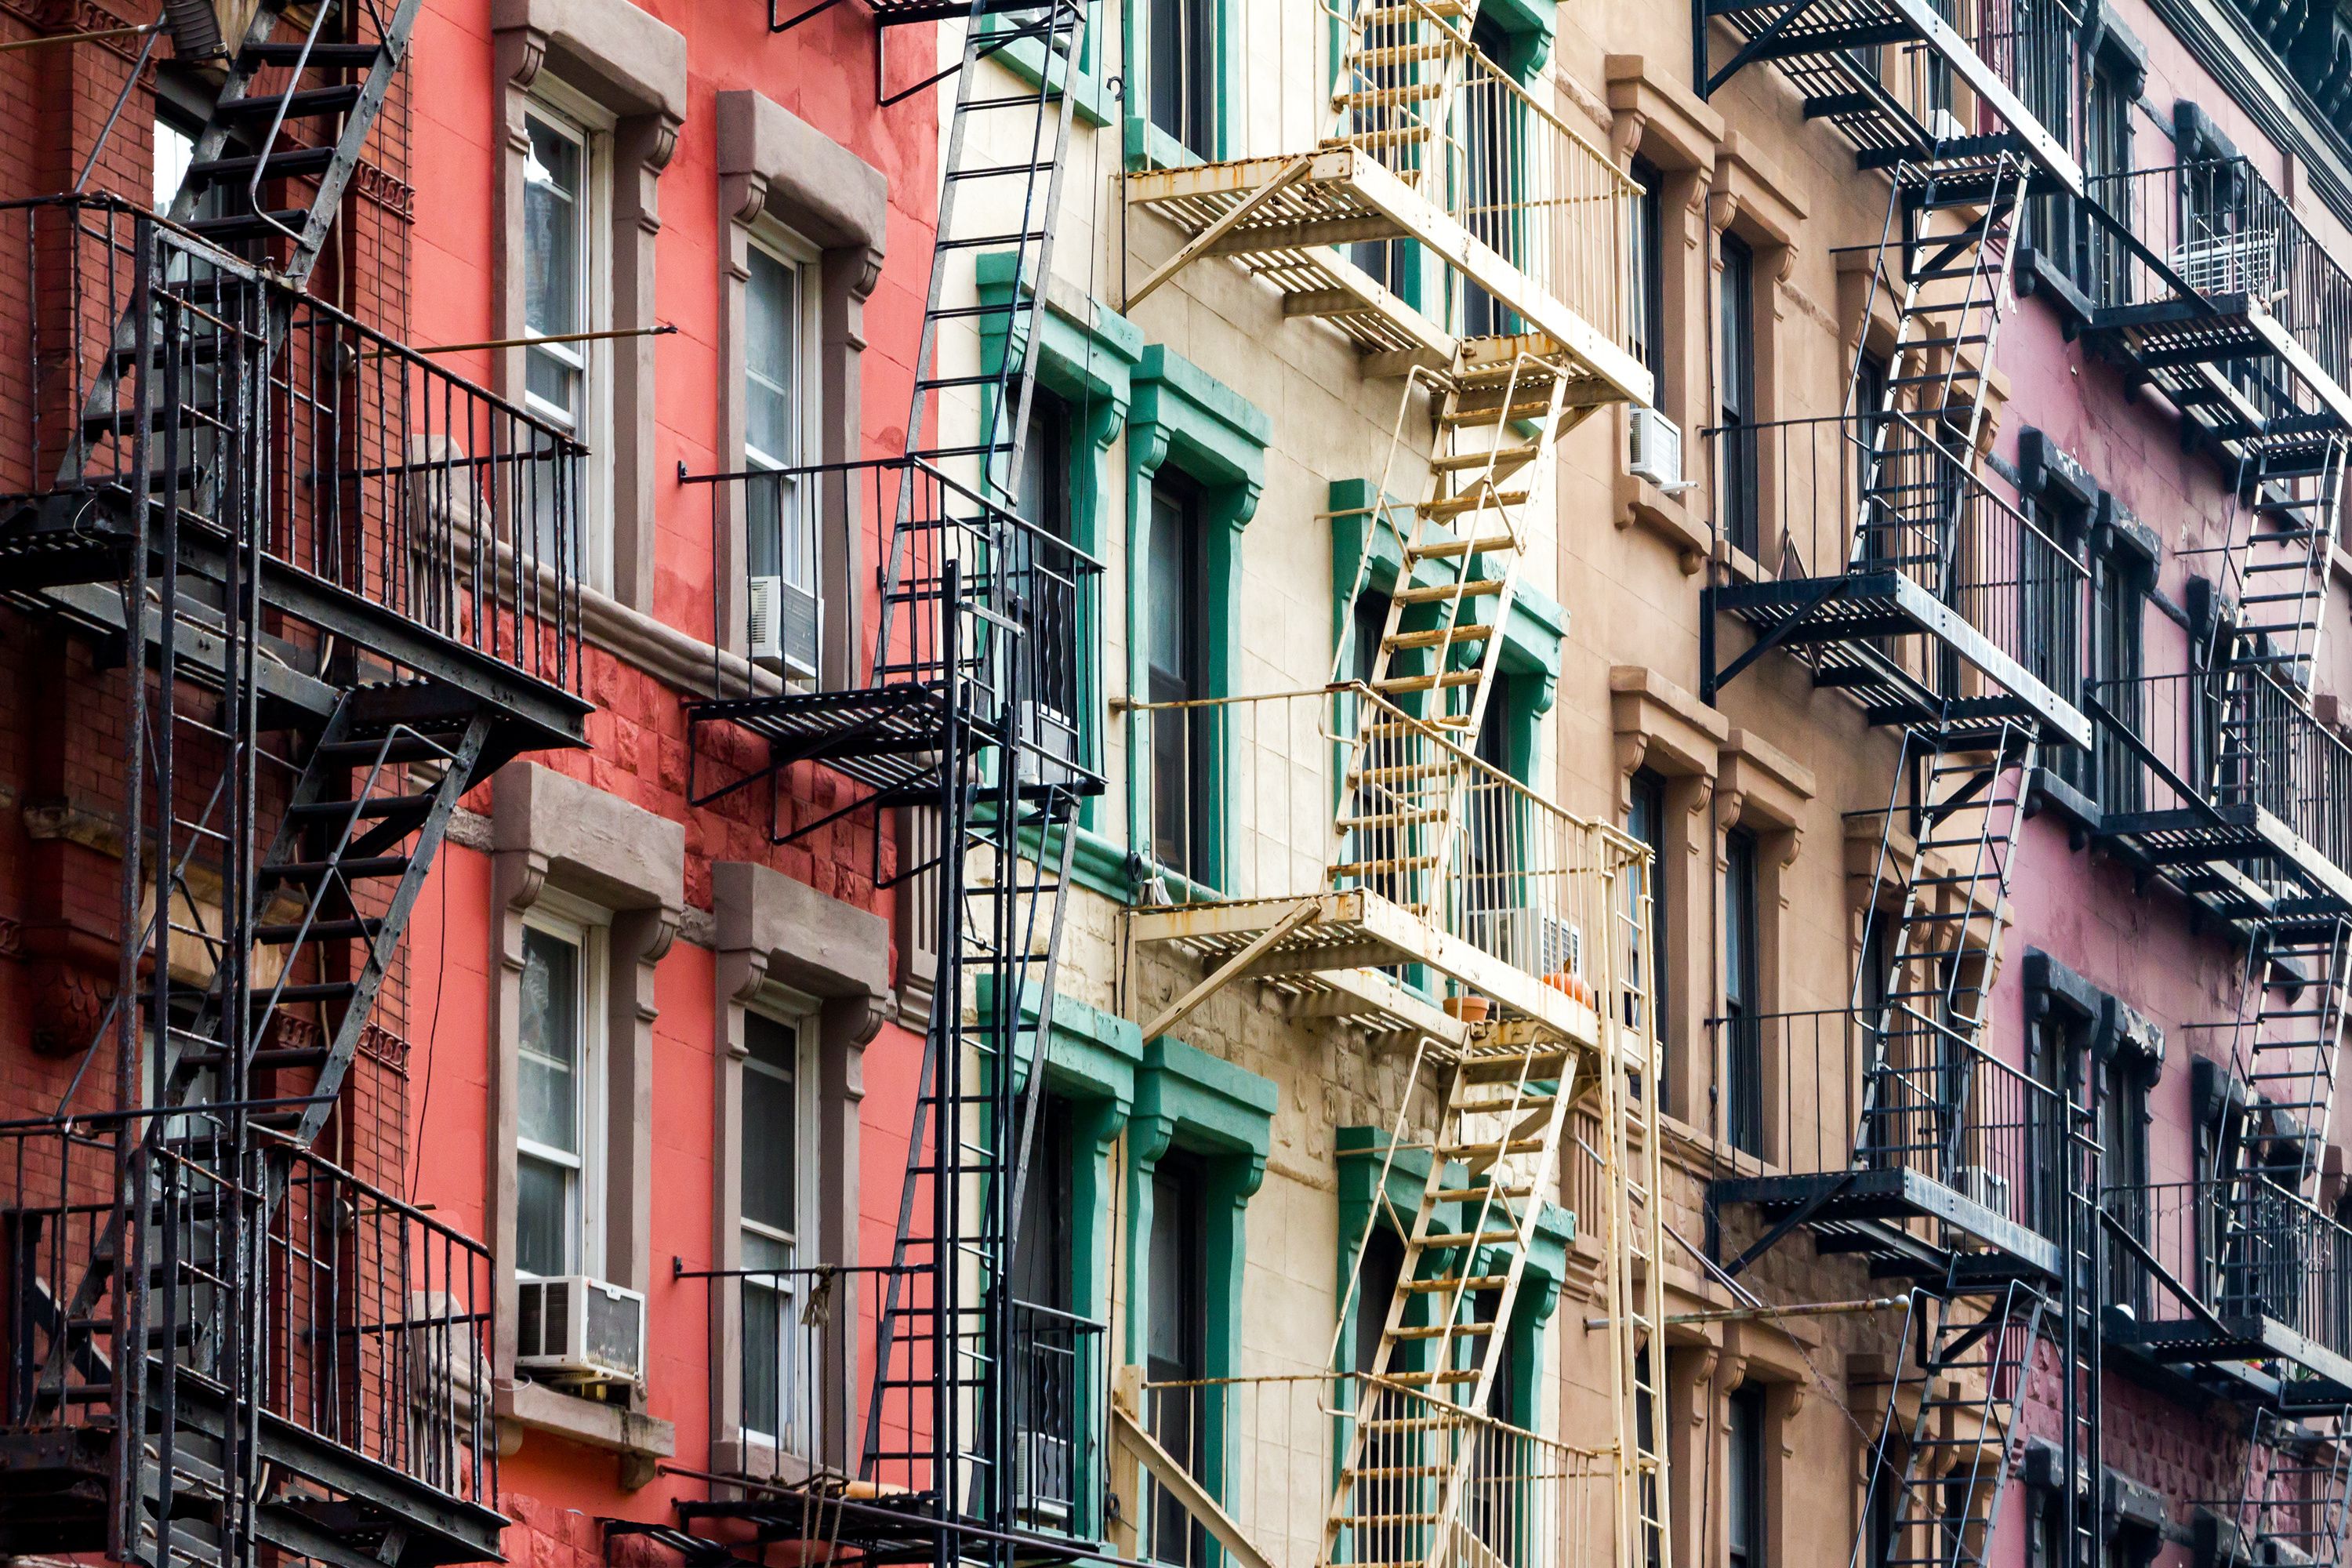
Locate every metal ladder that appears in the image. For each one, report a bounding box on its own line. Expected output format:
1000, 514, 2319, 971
1847, 154, 2027, 575
1329, 344, 1573, 913
870, 0, 1084, 684
29, 683, 492, 1409
1859, 1283, 2050, 1568
853, 0, 1091, 1559
858, 701, 1086, 1541
1321, 1036, 1579, 1568
66, 0, 423, 490
1853, 721, 2041, 1174
2217, 436, 2349, 691
2222, 918, 2352, 1200
1609, 853, 1673, 1568
2220, 1409, 2352, 1568
2054, 1056, 2104, 1568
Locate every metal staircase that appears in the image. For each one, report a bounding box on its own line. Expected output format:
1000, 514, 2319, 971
1848, 156, 2024, 566
886, 0, 1082, 516
1712, 152, 2081, 1289
56, 0, 421, 501
1328, 343, 1570, 911
850, 2, 1099, 1550
1853, 721, 2040, 1173
1707, 154, 2085, 749
1325, 1044, 1578, 1550
2220, 1410, 2352, 1568
2216, 437, 2348, 691
2220, 920, 2352, 1200
1861, 1285, 2050, 1568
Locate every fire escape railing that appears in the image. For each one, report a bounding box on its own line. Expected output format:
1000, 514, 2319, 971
0, 194, 585, 699
2083, 158, 2352, 433
1705, 1009, 2066, 1221
2087, 666, 2352, 896
2104, 1177, 2352, 1365
0, 1116, 495, 1507
1700, 412, 2089, 724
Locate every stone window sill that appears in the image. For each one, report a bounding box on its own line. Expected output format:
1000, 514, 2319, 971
495, 1377, 676, 1479
1615, 470, 1708, 574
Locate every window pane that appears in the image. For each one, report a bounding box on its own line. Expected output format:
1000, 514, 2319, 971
517, 1153, 573, 1276
518, 926, 580, 1154
746, 246, 798, 466
154, 119, 194, 212
1148, 0, 1214, 157
524, 118, 583, 339
742, 1014, 799, 1238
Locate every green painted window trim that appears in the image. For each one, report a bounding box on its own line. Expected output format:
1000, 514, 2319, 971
1126, 1034, 1276, 1369
978, 1, 1120, 129
1125, 345, 1268, 897
986, 977, 1145, 1544
1125, 1036, 1276, 1552
977, 254, 1144, 830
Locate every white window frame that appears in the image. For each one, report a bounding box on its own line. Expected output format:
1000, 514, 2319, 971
521, 88, 615, 590
739, 987, 820, 1451
515, 892, 610, 1282
741, 223, 823, 684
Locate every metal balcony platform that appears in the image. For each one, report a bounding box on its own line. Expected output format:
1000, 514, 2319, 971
1709, 571, 2096, 749
689, 683, 957, 801
665, 1488, 1090, 1567
1127, 887, 1598, 1051
1712, 1167, 2065, 1284
2091, 297, 2352, 451
0, 1375, 503, 1568
1700, 0, 2082, 196
2096, 803, 2352, 916
1124, 147, 1650, 402
2109, 1313, 2352, 1412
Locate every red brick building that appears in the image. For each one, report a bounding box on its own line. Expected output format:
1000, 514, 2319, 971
0, 0, 942, 1560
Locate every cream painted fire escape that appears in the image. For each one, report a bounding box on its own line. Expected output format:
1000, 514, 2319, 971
1111, 8, 1661, 1566
1123, 0, 1653, 406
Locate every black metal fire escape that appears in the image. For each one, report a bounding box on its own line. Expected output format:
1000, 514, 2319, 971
655, 2, 1099, 1566
1697, 13, 2104, 1568
0, 5, 590, 1564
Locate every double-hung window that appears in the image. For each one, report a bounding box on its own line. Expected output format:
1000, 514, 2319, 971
1145, 1154, 1210, 1566
2078, 63, 2132, 299
523, 101, 608, 584
741, 1004, 817, 1450
1627, 768, 1668, 1055
1006, 1095, 1080, 1527
1148, 481, 1212, 880
745, 231, 820, 678
1015, 394, 1082, 761
1628, 155, 1668, 397
1727, 1384, 1767, 1568
1718, 234, 1759, 559
516, 908, 606, 1281
1145, 0, 1215, 159
1460, 16, 1520, 338
1722, 827, 1762, 1156
2089, 548, 2144, 813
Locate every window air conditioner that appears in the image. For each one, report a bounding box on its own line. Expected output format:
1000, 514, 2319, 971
516, 1276, 647, 1388
1955, 1165, 2013, 1221
747, 575, 820, 678
1928, 107, 1970, 145
1537, 916, 1583, 983
1627, 408, 1684, 491
1015, 1429, 1076, 1529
